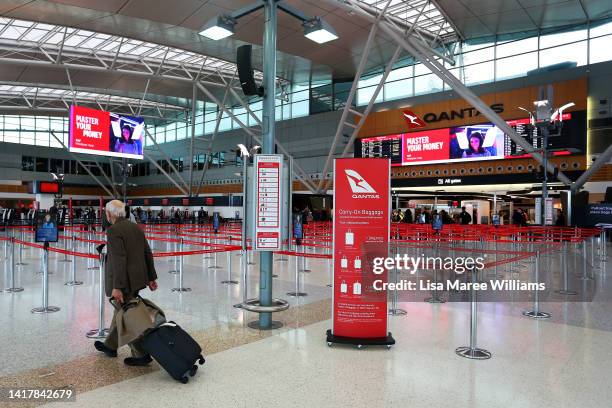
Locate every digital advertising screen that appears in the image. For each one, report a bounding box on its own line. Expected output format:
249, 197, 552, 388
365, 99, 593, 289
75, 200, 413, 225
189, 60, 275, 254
69, 105, 144, 159
357, 113, 583, 166
34, 212, 58, 243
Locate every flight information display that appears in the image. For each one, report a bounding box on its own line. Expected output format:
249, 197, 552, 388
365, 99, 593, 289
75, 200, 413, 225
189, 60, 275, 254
356, 111, 586, 166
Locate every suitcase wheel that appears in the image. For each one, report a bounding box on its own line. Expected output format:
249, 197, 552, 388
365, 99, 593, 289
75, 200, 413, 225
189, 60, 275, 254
189, 365, 198, 377
180, 376, 189, 384
198, 355, 205, 365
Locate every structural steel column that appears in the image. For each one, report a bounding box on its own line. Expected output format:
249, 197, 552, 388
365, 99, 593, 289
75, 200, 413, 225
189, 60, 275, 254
259, 0, 277, 329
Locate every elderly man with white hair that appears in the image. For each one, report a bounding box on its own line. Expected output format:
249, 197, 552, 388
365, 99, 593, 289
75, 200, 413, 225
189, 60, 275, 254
94, 199, 158, 366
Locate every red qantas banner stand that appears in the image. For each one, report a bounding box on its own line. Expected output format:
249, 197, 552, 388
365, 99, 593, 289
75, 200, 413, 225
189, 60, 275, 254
327, 158, 395, 348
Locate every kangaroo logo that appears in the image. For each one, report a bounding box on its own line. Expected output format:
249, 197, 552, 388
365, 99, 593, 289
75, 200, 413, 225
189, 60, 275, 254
402, 110, 425, 128
345, 169, 376, 193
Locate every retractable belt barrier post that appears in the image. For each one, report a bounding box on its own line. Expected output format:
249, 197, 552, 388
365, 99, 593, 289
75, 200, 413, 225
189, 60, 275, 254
16, 228, 27, 266
31, 242, 59, 314
172, 238, 191, 292
65, 235, 83, 286
287, 250, 307, 297
1, 237, 23, 293
556, 241, 576, 295
388, 241, 407, 316
168, 237, 179, 274
86, 248, 109, 338
522, 251, 550, 319
455, 266, 491, 360
221, 237, 238, 285
59, 232, 71, 263
209, 234, 221, 270
579, 239, 592, 281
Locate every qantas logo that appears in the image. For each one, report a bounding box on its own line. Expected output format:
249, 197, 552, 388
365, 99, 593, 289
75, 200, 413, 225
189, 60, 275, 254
345, 169, 379, 198
402, 110, 426, 128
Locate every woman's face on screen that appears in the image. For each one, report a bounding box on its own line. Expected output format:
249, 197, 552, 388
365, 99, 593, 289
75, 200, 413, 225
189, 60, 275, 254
470, 135, 481, 151
122, 127, 131, 141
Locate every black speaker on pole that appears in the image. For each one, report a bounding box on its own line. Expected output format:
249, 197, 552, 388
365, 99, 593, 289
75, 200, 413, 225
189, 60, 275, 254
237, 45, 264, 97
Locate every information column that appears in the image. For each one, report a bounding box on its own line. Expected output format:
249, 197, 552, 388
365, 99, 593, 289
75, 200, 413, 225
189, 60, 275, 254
254, 154, 283, 251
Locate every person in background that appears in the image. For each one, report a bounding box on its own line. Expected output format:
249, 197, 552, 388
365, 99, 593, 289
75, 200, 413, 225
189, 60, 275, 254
459, 206, 472, 225
124, 205, 137, 223
512, 208, 524, 226
440, 210, 452, 224
94, 200, 158, 367
403, 208, 413, 223
555, 209, 566, 227
423, 209, 432, 224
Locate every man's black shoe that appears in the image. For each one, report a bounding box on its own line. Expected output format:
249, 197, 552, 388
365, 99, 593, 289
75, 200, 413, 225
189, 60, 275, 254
94, 341, 117, 357
124, 355, 153, 367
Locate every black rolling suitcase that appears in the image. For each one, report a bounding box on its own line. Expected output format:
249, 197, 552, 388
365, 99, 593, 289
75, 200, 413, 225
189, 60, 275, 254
142, 321, 205, 384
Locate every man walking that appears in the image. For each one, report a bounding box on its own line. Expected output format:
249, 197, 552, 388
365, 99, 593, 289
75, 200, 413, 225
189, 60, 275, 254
94, 200, 158, 366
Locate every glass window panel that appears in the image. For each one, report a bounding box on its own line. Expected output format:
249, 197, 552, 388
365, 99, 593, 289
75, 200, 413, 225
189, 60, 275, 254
384, 77, 413, 101
414, 73, 443, 95
589, 35, 612, 64
219, 112, 232, 131
176, 124, 187, 140
590, 20, 612, 37
275, 104, 282, 122
414, 63, 432, 76
50, 118, 64, 132
496, 37, 538, 58
165, 123, 176, 142
291, 99, 308, 118
49, 134, 62, 148
539, 41, 587, 67
22, 156, 34, 171
282, 102, 291, 120
21, 132, 35, 145
36, 132, 50, 146
4, 116, 20, 130
36, 116, 49, 131
540, 28, 587, 48
495, 51, 538, 80
463, 61, 494, 85
461, 45, 495, 65
4, 131, 19, 143
357, 84, 383, 106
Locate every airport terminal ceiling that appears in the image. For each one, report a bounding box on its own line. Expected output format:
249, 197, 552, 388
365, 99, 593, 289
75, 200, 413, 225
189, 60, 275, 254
0, 1, 610, 117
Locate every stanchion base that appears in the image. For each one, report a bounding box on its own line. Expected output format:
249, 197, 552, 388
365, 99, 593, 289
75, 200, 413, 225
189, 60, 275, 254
87, 266, 98, 270
272, 274, 278, 278
247, 262, 255, 265
555, 289, 578, 295
168, 270, 179, 274
299, 269, 311, 273
65, 281, 83, 286
247, 320, 283, 330
389, 309, 407, 316
326, 329, 395, 349
31, 306, 60, 314
425, 297, 446, 304
275, 258, 288, 262
455, 346, 492, 360
85, 328, 109, 339
578, 276, 593, 281
221, 280, 239, 285
0, 287, 24, 293
326, 283, 332, 287
208, 266, 222, 270
58, 259, 72, 263
171, 287, 192, 292
522, 310, 551, 319
35, 271, 54, 275
15, 262, 28, 266
287, 291, 308, 297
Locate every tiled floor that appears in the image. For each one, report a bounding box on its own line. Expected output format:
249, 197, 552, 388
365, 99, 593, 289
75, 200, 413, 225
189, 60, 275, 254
0, 236, 611, 408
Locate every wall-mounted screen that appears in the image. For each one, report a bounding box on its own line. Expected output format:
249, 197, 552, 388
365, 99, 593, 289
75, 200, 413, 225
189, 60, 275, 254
69, 105, 144, 159
357, 112, 585, 166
